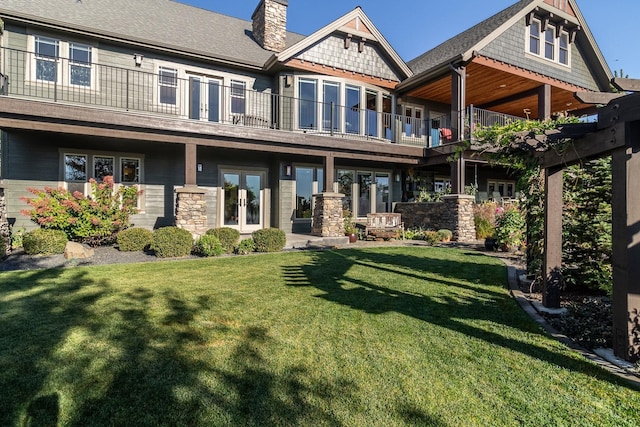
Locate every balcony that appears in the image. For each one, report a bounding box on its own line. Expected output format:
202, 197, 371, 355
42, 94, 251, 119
0, 47, 522, 149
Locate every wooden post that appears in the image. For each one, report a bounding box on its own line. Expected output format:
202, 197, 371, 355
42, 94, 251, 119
185, 143, 197, 187
323, 152, 335, 193
542, 165, 563, 308
538, 84, 551, 120
611, 120, 640, 361
450, 65, 466, 142
450, 156, 465, 195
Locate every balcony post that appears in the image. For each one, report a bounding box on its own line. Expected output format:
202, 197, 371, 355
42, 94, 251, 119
185, 143, 197, 187
450, 65, 466, 142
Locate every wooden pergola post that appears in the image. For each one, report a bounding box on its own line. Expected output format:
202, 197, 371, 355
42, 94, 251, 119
611, 120, 640, 361
542, 165, 563, 308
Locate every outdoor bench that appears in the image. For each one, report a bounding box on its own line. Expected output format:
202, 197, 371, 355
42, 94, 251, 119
356, 213, 404, 240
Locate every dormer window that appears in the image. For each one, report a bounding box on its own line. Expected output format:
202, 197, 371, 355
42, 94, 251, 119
527, 17, 570, 66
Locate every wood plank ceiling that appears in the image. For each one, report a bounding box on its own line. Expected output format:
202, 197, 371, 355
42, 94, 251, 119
406, 57, 596, 119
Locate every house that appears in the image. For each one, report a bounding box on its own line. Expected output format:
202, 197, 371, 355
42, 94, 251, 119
0, 0, 612, 243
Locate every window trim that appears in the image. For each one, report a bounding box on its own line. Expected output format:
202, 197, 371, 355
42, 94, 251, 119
158, 66, 178, 106
29, 35, 98, 89
526, 18, 571, 67
68, 42, 94, 88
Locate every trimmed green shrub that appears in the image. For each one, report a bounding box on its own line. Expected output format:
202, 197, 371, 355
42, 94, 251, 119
423, 230, 440, 245
437, 229, 453, 242
151, 227, 193, 258
252, 228, 286, 253
236, 238, 256, 255
116, 227, 153, 252
205, 227, 240, 254
22, 228, 68, 255
195, 234, 224, 257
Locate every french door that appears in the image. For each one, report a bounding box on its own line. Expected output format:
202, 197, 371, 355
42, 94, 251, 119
222, 171, 264, 232
188, 75, 222, 122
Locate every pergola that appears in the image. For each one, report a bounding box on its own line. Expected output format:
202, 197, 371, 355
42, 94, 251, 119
536, 78, 640, 362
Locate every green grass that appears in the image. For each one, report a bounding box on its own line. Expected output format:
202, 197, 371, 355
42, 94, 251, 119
1, 246, 638, 426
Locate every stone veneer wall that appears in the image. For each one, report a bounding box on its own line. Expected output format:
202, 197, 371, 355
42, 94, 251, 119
394, 195, 476, 242
252, 0, 287, 53
175, 187, 208, 237
312, 192, 344, 237
0, 185, 10, 256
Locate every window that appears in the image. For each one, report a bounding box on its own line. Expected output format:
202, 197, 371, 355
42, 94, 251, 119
346, 85, 360, 134
121, 158, 140, 183
298, 79, 317, 130
375, 173, 390, 213
527, 18, 570, 66
35, 36, 59, 82
403, 106, 424, 138
544, 27, 555, 60
323, 81, 340, 132
231, 80, 246, 115
65, 154, 87, 181
94, 156, 114, 181
559, 32, 569, 65
357, 172, 372, 217
159, 67, 177, 105
294, 166, 323, 219
338, 170, 354, 212
529, 21, 540, 55
69, 43, 92, 86
365, 90, 378, 137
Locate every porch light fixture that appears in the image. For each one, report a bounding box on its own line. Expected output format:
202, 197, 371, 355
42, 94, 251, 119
285, 164, 292, 176
133, 53, 144, 67
197, 163, 203, 172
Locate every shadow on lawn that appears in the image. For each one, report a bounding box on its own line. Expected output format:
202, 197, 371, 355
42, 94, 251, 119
284, 248, 634, 391
0, 266, 358, 426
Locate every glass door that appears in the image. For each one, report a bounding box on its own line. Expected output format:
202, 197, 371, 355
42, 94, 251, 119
188, 75, 221, 122
222, 171, 264, 232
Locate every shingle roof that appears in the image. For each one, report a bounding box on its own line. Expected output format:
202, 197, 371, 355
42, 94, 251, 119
0, 0, 306, 68
407, 0, 535, 74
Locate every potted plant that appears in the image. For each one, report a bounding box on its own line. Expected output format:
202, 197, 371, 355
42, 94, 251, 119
494, 205, 525, 252
343, 210, 358, 243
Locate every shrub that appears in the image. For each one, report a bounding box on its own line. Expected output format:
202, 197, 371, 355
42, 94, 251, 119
195, 234, 224, 257
494, 205, 526, 250
205, 227, 240, 254
20, 176, 140, 246
116, 227, 153, 252
473, 201, 497, 239
437, 229, 452, 242
22, 228, 68, 255
252, 228, 286, 252
404, 228, 440, 245
151, 227, 193, 258
423, 230, 440, 245
236, 238, 256, 255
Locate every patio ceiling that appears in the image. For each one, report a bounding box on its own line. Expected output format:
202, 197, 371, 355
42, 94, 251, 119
406, 56, 597, 119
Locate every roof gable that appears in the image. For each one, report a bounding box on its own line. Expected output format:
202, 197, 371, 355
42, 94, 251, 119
265, 7, 412, 83
404, 0, 611, 90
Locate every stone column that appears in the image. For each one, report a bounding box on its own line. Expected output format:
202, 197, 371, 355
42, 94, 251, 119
0, 182, 10, 256
175, 186, 208, 238
442, 194, 475, 242
311, 192, 344, 237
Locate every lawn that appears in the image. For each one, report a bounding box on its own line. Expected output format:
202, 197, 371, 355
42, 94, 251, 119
1, 246, 638, 426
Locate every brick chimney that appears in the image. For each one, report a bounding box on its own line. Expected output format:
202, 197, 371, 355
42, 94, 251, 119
252, 0, 288, 52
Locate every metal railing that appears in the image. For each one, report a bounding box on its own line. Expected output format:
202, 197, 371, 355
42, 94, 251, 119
0, 47, 528, 148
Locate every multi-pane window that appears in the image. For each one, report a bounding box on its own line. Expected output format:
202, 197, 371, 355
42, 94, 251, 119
338, 169, 354, 212
94, 156, 114, 181
365, 90, 378, 137
527, 19, 570, 66
65, 154, 87, 181
35, 36, 59, 82
159, 67, 177, 105
298, 79, 317, 130
69, 43, 92, 86
294, 166, 323, 219
231, 80, 246, 115
121, 158, 140, 183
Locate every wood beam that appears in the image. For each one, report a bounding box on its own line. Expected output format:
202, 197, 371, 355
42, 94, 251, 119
185, 143, 197, 186
611, 120, 640, 361
323, 152, 335, 193
477, 87, 540, 110
538, 84, 551, 120
542, 165, 563, 308
574, 91, 625, 105
597, 92, 640, 130
611, 78, 640, 92
451, 65, 466, 142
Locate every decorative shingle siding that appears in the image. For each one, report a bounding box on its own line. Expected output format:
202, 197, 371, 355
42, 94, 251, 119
479, 18, 599, 91
296, 35, 401, 82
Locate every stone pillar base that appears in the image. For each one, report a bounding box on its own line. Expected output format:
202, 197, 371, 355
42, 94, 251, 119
311, 192, 344, 237
175, 186, 208, 238
442, 194, 476, 242
0, 183, 10, 256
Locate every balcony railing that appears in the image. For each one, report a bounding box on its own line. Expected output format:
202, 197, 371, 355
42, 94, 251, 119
0, 47, 523, 149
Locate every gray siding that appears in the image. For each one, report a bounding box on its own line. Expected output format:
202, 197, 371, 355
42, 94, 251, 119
479, 18, 599, 91
297, 34, 402, 82
278, 179, 294, 233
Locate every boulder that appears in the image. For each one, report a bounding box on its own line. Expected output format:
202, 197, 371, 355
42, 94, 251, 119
64, 241, 95, 259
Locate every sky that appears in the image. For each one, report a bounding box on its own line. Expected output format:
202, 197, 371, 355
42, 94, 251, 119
179, 0, 639, 79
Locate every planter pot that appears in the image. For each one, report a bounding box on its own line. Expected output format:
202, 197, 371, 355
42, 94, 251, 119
347, 233, 358, 243
484, 238, 497, 251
